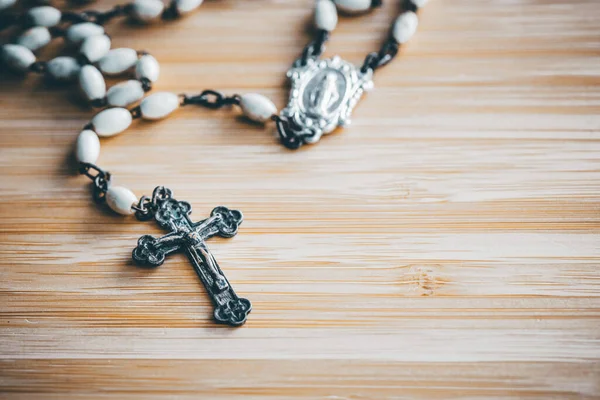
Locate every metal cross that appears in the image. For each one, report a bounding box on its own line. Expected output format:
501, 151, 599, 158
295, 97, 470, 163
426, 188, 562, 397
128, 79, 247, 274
132, 187, 251, 326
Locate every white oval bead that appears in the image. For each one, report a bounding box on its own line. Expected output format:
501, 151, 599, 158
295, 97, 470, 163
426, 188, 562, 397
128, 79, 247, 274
66, 22, 105, 45
175, 0, 203, 14
79, 65, 106, 101
0, 0, 16, 11
92, 108, 133, 137
107, 80, 145, 107
27, 6, 61, 27
16, 27, 51, 51
47, 56, 80, 81
75, 129, 100, 164
135, 54, 160, 82
315, 0, 338, 31
1, 44, 36, 72
129, 0, 164, 22
392, 11, 419, 44
106, 186, 137, 215
333, 0, 371, 14
240, 93, 277, 123
411, 0, 428, 7
80, 34, 111, 63
99, 48, 138, 75
140, 92, 180, 120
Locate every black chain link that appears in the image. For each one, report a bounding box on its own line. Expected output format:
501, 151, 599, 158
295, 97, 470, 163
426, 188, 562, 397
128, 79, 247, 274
161, 0, 180, 20
133, 186, 172, 221
300, 29, 329, 66
301, 0, 422, 74
140, 77, 152, 92
29, 61, 47, 74
129, 105, 142, 119
402, 0, 419, 13
360, 39, 399, 73
272, 115, 302, 150
132, 195, 154, 220
62, 4, 129, 26
181, 90, 241, 110
49, 26, 66, 37
78, 162, 111, 203
90, 97, 108, 108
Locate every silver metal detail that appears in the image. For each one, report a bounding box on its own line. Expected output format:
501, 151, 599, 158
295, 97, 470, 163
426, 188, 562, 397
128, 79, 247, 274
281, 56, 373, 145
132, 187, 251, 327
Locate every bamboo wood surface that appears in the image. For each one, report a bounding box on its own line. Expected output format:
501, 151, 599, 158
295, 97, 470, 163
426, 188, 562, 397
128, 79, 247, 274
1, 0, 600, 398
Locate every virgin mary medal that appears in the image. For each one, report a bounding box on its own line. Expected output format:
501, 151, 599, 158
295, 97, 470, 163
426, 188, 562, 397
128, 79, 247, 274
277, 56, 373, 148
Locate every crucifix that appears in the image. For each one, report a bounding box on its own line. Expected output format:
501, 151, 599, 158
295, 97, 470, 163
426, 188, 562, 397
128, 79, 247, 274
132, 186, 251, 326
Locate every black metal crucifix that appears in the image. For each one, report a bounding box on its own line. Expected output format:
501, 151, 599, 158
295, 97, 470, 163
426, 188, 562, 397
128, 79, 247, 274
132, 187, 251, 326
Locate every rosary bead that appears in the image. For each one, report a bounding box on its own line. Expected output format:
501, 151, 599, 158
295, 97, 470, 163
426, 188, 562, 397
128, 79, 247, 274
239, 93, 278, 123
107, 80, 145, 107
0, 0, 16, 11
66, 23, 105, 45
27, 6, 61, 27
129, 0, 165, 22
333, 0, 371, 14
140, 92, 180, 120
79, 65, 106, 101
99, 48, 138, 75
135, 54, 160, 82
315, 0, 338, 32
106, 186, 138, 215
392, 11, 418, 44
75, 129, 100, 164
47, 56, 80, 81
16, 27, 51, 52
1, 44, 36, 73
411, 0, 428, 7
80, 34, 111, 63
175, 0, 204, 15
91, 107, 133, 137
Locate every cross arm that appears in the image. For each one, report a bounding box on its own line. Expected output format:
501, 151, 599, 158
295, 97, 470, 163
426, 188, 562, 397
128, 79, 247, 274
192, 206, 244, 241
132, 231, 186, 267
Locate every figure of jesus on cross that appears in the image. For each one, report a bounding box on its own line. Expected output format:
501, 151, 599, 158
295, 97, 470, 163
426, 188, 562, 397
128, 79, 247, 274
132, 186, 251, 326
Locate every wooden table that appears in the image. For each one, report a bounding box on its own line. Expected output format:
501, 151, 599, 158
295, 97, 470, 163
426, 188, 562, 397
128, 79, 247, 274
1, 0, 599, 398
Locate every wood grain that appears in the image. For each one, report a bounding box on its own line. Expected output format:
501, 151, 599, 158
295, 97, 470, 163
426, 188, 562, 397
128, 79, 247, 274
1, 0, 599, 398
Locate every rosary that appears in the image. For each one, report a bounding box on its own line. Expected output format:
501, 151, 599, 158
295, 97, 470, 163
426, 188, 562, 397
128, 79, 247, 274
1, 0, 428, 326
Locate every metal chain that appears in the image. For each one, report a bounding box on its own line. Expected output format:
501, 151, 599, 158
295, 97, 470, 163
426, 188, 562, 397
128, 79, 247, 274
29, 61, 48, 74
132, 195, 154, 220
300, 29, 329, 66
271, 115, 302, 150
161, 0, 180, 20
401, 0, 419, 13
61, 4, 130, 26
360, 39, 399, 73
132, 186, 172, 221
78, 162, 111, 203
2, 0, 194, 31
1, 4, 127, 33
301, 0, 420, 74
180, 90, 241, 110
